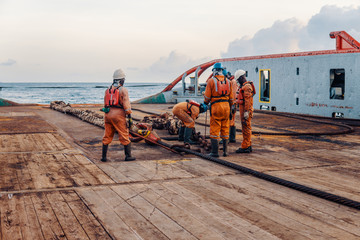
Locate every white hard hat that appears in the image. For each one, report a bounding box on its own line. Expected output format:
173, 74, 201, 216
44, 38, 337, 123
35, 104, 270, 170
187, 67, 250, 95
113, 68, 126, 80
234, 69, 246, 80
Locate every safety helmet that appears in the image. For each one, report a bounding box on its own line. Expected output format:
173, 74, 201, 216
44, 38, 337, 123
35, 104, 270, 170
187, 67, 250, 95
212, 62, 223, 71
113, 68, 126, 80
234, 69, 246, 80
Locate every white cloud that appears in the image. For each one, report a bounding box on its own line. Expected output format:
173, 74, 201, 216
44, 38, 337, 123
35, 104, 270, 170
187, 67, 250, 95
0, 59, 17, 66
222, 5, 360, 57
127, 51, 211, 82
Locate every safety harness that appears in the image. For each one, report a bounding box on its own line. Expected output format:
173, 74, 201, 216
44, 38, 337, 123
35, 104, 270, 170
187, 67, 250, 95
186, 99, 200, 115
237, 81, 256, 105
104, 85, 124, 108
210, 76, 231, 106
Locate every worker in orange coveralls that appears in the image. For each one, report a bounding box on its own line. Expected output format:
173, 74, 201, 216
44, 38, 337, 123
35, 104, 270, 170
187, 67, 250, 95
172, 100, 207, 144
223, 69, 238, 143
204, 62, 234, 157
101, 68, 135, 162
235, 69, 254, 153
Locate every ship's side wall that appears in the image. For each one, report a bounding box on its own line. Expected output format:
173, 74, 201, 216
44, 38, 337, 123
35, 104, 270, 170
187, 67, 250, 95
223, 52, 360, 119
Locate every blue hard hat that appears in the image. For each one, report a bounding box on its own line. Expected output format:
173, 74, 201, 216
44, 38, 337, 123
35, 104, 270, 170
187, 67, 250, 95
212, 62, 223, 71
222, 68, 228, 76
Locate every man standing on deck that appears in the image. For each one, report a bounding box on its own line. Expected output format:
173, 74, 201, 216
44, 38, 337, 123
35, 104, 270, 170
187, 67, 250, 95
101, 68, 136, 162
203, 62, 234, 157
223, 69, 237, 143
235, 69, 255, 153
172, 100, 207, 144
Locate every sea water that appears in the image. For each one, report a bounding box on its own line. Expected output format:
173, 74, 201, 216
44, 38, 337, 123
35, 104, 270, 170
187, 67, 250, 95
0, 82, 169, 104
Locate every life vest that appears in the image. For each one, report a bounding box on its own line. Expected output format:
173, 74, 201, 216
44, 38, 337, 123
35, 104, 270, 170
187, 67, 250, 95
237, 81, 256, 105
186, 99, 200, 115
213, 76, 230, 97
104, 86, 122, 107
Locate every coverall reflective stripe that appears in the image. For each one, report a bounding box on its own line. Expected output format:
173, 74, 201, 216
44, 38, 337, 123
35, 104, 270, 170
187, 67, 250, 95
102, 86, 132, 146
172, 102, 200, 128
238, 82, 254, 148
204, 75, 234, 139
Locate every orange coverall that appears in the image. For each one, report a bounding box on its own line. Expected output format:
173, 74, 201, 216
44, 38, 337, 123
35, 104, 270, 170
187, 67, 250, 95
204, 75, 234, 139
237, 82, 254, 148
102, 86, 132, 146
230, 78, 238, 127
172, 102, 200, 128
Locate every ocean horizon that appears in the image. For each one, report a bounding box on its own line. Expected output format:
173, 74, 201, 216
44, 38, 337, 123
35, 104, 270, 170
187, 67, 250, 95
0, 82, 169, 104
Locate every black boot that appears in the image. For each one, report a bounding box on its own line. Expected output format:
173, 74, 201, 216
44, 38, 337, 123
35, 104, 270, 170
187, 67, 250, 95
222, 139, 228, 157
236, 146, 251, 153
209, 139, 219, 157
229, 126, 236, 143
101, 144, 108, 162
184, 127, 196, 144
178, 126, 185, 141
124, 143, 136, 161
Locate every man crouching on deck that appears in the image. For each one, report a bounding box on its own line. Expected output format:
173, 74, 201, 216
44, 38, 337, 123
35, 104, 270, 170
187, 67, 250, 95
101, 68, 135, 162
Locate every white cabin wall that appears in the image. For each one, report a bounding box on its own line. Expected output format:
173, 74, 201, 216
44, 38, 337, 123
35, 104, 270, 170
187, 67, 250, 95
223, 53, 360, 119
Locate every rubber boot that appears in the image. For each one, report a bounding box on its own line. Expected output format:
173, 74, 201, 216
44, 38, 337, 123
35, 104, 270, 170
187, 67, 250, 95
229, 126, 236, 143
124, 143, 136, 161
222, 139, 228, 157
101, 144, 108, 162
236, 146, 251, 153
184, 127, 196, 144
178, 126, 185, 141
208, 139, 219, 157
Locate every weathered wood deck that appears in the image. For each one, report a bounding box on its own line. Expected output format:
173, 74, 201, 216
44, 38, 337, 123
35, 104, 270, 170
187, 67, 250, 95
0, 104, 359, 239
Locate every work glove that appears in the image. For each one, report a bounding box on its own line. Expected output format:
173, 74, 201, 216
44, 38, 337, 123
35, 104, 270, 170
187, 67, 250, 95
200, 103, 208, 113
231, 104, 236, 114
100, 107, 110, 113
127, 114, 133, 128
244, 111, 249, 120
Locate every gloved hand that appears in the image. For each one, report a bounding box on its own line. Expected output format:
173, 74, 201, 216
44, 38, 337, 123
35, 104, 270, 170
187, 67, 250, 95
200, 103, 208, 113
231, 104, 236, 114
244, 111, 249, 120
127, 114, 133, 128
100, 107, 110, 113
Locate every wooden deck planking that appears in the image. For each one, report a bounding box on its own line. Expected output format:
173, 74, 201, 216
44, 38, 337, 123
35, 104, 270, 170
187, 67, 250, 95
92, 187, 169, 240
272, 168, 360, 202
147, 181, 280, 240
76, 188, 142, 240
0, 194, 23, 240
128, 183, 228, 240
110, 184, 198, 240
60, 190, 111, 240
197, 176, 359, 240
46, 191, 90, 240
1, 105, 360, 239
31, 192, 67, 239
137, 159, 196, 180
176, 177, 333, 240
222, 175, 360, 237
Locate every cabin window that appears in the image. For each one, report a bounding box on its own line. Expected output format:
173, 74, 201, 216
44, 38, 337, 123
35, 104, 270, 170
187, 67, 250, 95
330, 69, 345, 100
296, 68, 299, 75
259, 69, 270, 102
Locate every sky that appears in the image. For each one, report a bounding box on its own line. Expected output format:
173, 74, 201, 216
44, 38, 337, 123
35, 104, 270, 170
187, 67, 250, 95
1, 0, 360, 83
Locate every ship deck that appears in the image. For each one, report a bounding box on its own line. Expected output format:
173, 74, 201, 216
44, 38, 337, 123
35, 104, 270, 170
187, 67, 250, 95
0, 103, 359, 239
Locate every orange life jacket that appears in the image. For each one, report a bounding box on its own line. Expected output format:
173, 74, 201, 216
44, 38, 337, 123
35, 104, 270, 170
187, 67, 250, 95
237, 81, 256, 105
104, 86, 122, 107
186, 99, 200, 115
213, 76, 230, 97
